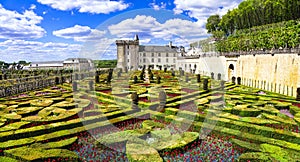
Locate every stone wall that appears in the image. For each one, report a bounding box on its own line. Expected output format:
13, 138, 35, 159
116, 41, 126, 71
236, 53, 300, 97
176, 55, 227, 80
177, 53, 299, 97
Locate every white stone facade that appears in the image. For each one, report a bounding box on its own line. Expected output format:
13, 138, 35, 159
116, 35, 179, 71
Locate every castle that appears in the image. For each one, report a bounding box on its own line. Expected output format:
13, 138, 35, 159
116, 35, 179, 71
116, 35, 300, 98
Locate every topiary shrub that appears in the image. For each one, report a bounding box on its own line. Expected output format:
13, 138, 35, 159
30, 98, 53, 107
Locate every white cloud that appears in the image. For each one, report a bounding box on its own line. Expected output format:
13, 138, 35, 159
173, 0, 242, 19
108, 15, 160, 37
108, 15, 208, 44
36, 0, 129, 14
53, 25, 106, 42
30, 4, 37, 10
80, 38, 117, 60
149, 0, 166, 10
173, 0, 241, 11
0, 40, 82, 62
0, 4, 46, 40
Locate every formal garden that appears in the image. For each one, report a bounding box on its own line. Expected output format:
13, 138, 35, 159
0, 67, 299, 162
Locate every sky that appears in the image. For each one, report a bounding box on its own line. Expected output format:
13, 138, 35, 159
0, 0, 243, 62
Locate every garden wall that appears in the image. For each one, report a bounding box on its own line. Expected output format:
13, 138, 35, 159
236, 53, 300, 97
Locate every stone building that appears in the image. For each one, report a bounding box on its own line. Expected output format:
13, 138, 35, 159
116, 35, 140, 71
116, 35, 180, 71
138, 41, 178, 70
24, 58, 93, 71
24, 61, 64, 69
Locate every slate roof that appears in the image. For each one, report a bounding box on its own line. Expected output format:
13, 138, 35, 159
139, 45, 178, 53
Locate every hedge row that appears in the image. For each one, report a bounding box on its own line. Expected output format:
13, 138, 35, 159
261, 113, 298, 126
231, 138, 300, 161
126, 141, 163, 162
4, 147, 79, 162
236, 143, 300, 162
0, 111, 149, 150
0, 108, 139, 142
166, 91, 217, 108
154, 114, 300, 152
0, 121, 31, 132
228, 85, 298, 104
155, 108, 300, 145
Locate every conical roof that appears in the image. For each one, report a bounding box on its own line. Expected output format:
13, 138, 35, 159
134, 34, 139, 41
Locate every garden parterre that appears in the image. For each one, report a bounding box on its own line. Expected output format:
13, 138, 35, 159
0, 70, 299, 161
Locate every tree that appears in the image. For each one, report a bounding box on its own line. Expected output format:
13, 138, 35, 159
18, 60, 27, 65
206, 15, 221, 33
212, 30, 225, 40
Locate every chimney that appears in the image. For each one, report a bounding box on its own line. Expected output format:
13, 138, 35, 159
169, 41, 172, 48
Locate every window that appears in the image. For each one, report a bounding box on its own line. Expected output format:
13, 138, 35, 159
128, 59, 129, 63
143, 58, 146, 63
158, 58, 161, 62
152, 58, 154, 63
173, 58, 176, 63
166, 58, 168, 63
158, 53, 161, 57
152, 53, 154, 57
173, 53, 176, 57
143, 53, 146, 57
166, 53, 168, 57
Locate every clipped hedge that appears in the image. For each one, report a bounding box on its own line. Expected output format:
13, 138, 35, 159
0, 156, 18, 162
261, 113, 297, 126
158, 110, 300, 146
274, 102, 292, 110
126, 142, 163, 162
52, 101, 77, 109
0, 108, 139, 142
4, 147, 79, 162
30, 98, 53, 107
290, 106, 300, 116
255, 105, 280, 115
0, 121, 31, 132
142, 120, 165, 130
238, 152, 274, 162
96, 129, 145, 145
30, 137, 78, 149
15, 107, 43, 117
2, 113, 22, 122
239, 117, 280, 125
230, 105, 261, 117
149, 131, 199, 152
0, 111, 149, 150
230, 138, 261, 152
0, 104, 7, 110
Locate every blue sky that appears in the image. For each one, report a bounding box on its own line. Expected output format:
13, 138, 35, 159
0, 0, 242, 62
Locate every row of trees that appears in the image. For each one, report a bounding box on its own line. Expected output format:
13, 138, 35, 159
215, 20, 300, 52
0, 61, 30, 70
206, 0, 300, 36
94, 60, 117, 68
205, 0, 300, 52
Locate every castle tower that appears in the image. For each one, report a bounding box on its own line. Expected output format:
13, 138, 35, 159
116, 35, 139, 71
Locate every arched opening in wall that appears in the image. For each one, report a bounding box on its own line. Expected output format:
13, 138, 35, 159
228, 64, 234, 81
